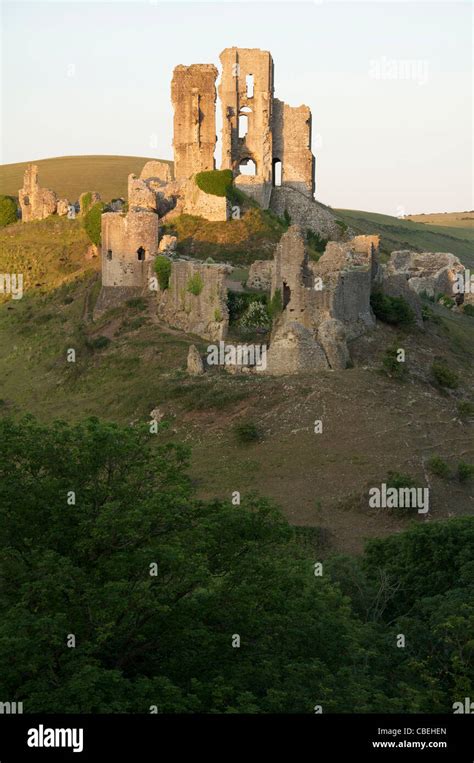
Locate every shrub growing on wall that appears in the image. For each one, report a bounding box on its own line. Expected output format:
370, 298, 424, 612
187, 273, 204, 296
195, 169, 233, 197
154, 255, 172, 290
0, 196, 18, 228
83, 202, 106, 246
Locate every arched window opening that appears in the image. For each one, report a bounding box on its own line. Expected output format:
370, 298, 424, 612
137, 247, 145, 261
283, 281, 291, 309
238, 114, 248, 138
238, 158, 256, 176
273, 159, 282, 187
106, 250, 113, 261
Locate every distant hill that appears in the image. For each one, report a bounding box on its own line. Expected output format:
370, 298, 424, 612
335, 208, 474, 268
406, 211, 474, 228
0, 155, 172, 202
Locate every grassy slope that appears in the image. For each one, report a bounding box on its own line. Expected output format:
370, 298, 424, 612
0, 216, 473, 555
0, 155, 172, 202
335, 208, 474, 267
0, 216, 98, 299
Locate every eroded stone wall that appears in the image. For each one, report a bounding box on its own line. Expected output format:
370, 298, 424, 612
140, 160, 173, 183
158, 260, 229, 341
19, 164, 57, 222
128, 174, 157, 210
172, 64, 218, 180
265, 227, 379, 374
247, 260, 273, 291
181, 178, 230, 221
272, 99, 315, 197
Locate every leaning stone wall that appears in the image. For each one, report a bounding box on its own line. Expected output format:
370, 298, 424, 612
158, 260, 229, 341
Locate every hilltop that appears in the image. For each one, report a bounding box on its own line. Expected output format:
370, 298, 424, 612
0, 155, 171, 203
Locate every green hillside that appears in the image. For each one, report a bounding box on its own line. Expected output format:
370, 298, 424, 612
0, 155, 172, 202
335, 208, 474, 267
0, 214, 473, 555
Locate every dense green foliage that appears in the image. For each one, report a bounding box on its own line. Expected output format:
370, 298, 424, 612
0, 417, 472, 713
227, 292, 267, 324
370, 290, 415, 326
154, 255, 171, 290
195, 170, 234, 197
0, 195, 17, 228
83, 201, 106, 246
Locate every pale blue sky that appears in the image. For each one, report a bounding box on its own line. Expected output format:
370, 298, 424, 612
1, 0, 472, 214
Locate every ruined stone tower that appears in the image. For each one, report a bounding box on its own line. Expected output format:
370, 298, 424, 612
219, 47, 274, 207
171, 64, 218, 180
218, 47, 315, 207
94, 209, 159, 317
19, 164, 57, 222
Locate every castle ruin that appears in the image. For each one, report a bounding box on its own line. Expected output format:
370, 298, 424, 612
19, 165, 57, 222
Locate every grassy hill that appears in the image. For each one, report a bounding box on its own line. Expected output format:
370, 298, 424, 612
406, 211, 474, 228
335, 208, 474, 267
0, 155, 172, 202
0, 212, 473, 555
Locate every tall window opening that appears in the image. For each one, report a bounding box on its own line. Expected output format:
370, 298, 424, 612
273, 159, 282, 187
246, 74, 254, 98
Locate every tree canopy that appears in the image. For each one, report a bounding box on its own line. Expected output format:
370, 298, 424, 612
0, 416, 472, 712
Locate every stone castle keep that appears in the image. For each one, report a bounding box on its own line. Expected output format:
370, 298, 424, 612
171, 47, 315, 209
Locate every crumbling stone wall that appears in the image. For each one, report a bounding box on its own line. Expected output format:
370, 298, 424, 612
384, 250, 465, 297
158, 260, 229, 341
140, 160, 173, 183
272, 99, 314, 197
247, 260, 273, 291
264, 227, 378, 374
18, 164, 57, 222
181, 178, 230, 221
312, 235, 379, 339
172, 64, 218, 180
128, 174, 157, 210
